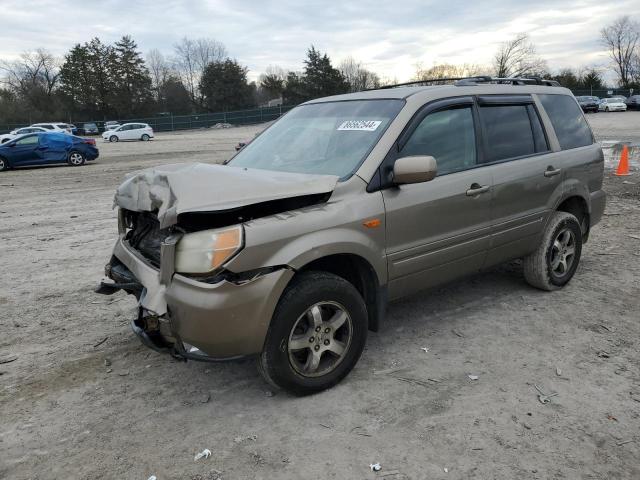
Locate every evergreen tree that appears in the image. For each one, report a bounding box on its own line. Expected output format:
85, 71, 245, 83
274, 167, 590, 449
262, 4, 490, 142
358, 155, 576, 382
199, 59, 255, 112
260, 73, 285, 100
302, 46, 349, 100
282, 72, 308, 105
579, 69, 605, 90
86, 37, 117, 116
158, 75, 193, 114
112, 36, 153, 116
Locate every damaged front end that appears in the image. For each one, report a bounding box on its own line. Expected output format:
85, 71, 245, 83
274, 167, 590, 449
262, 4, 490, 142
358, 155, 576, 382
98, 163, 336, 361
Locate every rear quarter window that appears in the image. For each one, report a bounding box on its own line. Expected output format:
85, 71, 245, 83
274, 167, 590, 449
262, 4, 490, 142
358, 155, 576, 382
538, 94, 594, 150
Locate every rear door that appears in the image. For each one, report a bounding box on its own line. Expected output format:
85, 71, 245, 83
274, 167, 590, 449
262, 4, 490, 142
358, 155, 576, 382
41, 134, 71, 162
382, 97, 493, 300
475, 95, 561, 266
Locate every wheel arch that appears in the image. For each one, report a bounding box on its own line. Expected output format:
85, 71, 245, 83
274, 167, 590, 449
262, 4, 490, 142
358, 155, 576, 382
294, 253, 386, 332
556, 194, 590, 241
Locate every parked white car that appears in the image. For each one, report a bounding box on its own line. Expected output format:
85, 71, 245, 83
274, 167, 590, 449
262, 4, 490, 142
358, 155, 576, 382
30, 122, 73, 133
0, 126, 49, 143
598, 98, 627, 112
102, 123, 154, 142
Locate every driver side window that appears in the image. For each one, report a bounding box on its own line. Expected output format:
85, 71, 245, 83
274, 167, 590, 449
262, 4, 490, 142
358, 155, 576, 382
16, 135, 39, 146
401, 106, 477, 176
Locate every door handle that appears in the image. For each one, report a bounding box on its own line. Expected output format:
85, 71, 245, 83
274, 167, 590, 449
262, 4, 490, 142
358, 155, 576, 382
544, 167, 561, 177
466, 183, 490, 196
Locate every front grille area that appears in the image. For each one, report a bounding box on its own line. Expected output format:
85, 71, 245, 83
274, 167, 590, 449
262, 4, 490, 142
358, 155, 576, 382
122, 209, 167, 267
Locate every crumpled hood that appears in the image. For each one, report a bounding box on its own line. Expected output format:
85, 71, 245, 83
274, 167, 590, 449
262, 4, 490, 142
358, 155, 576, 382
114, 163, 339, 228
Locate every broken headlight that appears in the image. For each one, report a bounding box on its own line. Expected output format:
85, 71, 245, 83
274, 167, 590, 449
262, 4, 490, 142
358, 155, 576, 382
174, 225, 243, 274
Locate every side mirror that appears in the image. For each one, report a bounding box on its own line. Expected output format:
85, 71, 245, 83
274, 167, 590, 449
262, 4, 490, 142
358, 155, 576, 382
393, 155, 437, 185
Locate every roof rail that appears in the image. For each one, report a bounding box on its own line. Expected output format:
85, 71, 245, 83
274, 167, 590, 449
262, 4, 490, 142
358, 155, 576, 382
375, 77, 478, 90
373, 76, 561, 90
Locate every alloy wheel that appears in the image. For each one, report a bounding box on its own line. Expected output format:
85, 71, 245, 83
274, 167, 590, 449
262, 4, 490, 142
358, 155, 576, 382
550, 228, 576, 278
69, 152, 84, 165
288, 301, 353, 378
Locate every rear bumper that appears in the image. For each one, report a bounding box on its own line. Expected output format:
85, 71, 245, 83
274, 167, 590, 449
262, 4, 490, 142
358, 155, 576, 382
590, 190, 606, 227
106, 237, 294, 359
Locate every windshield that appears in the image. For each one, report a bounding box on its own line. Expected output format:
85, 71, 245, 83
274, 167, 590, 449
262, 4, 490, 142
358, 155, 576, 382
229, 99, 404, 178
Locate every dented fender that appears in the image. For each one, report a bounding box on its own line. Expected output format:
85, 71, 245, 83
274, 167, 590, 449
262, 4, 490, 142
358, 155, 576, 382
226, 177, 388, 285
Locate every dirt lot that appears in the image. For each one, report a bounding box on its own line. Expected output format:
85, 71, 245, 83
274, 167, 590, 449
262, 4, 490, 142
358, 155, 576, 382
1, 116, 640, 480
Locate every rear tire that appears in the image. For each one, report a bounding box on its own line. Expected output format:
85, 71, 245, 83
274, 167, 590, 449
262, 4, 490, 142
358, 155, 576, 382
67, 151, 86, 166
0, 156, 8, 171
109, 135, 118, 143
141, 134, 150, 141
258, 271, 368, 396
524, 212, 583, 291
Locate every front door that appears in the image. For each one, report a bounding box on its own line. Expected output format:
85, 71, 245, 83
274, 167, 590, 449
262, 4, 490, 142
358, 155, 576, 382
9, 135, 42, 166
382, 99, 493, 300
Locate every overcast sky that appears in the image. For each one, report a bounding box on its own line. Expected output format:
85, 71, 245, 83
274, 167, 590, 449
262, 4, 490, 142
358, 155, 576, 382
0, 0, 634, 82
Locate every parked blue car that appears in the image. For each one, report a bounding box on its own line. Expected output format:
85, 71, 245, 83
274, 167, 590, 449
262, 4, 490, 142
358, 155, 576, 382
0, 132, 99, 171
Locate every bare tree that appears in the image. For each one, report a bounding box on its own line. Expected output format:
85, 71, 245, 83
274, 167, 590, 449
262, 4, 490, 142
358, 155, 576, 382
173, 37, 227, 107
339, 56, 380, 92
0, 49, 61, 116
493, 33, 547, 78
0, 48, 60, 96
414, 63, 488, 83
600, 16, 640, 87
146, 49, 171, 101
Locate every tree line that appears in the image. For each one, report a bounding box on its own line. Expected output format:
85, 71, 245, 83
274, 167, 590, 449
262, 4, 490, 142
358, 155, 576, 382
0, 16, 638, 125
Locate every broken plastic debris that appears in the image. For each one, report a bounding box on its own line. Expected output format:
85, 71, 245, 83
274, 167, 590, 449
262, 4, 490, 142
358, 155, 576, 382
444, 467, 449, 473
555, 367, 562, 376
421, 347, 429, 353
370, 463, 381, 471
468, 374, 479, 380
148, 476, 157, 480
194, 448, 212, 461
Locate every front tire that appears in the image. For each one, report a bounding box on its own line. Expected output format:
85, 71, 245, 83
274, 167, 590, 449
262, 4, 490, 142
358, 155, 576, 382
0, 156, 8, 171
109, 135, 118, 143
67, 151, 86, 166
258, 271, 368, 396
524, 212, 583, 291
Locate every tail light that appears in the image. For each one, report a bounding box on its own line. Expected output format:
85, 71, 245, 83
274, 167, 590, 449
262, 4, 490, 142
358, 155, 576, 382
83, 138, 96, 146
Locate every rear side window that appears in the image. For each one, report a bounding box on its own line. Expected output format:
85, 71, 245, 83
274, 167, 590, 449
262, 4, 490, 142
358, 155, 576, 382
401, 106, 476, 175
538, 94, 593, 150
479, 104, 548, 162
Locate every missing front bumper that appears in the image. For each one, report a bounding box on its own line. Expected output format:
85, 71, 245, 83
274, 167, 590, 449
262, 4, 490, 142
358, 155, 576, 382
131, 309, 247, 362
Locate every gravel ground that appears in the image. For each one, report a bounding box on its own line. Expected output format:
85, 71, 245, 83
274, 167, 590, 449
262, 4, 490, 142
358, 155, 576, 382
1, 118, 639, 480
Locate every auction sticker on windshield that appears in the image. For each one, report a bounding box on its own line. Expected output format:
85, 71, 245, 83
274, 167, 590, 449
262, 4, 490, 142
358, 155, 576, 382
337, 120, 382, 131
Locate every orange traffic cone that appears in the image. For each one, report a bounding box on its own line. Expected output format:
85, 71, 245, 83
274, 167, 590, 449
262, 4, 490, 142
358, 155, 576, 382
614, 144, 631, 176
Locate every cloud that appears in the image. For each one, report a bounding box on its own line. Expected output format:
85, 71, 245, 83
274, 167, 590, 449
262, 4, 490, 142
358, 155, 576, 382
0, 0, 633, 82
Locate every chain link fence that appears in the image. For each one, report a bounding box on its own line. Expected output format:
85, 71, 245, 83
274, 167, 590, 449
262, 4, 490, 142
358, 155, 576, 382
0, 105, 295, 135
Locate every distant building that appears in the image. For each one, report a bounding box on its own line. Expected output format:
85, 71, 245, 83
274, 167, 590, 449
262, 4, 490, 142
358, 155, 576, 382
262, 97, 283, 107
